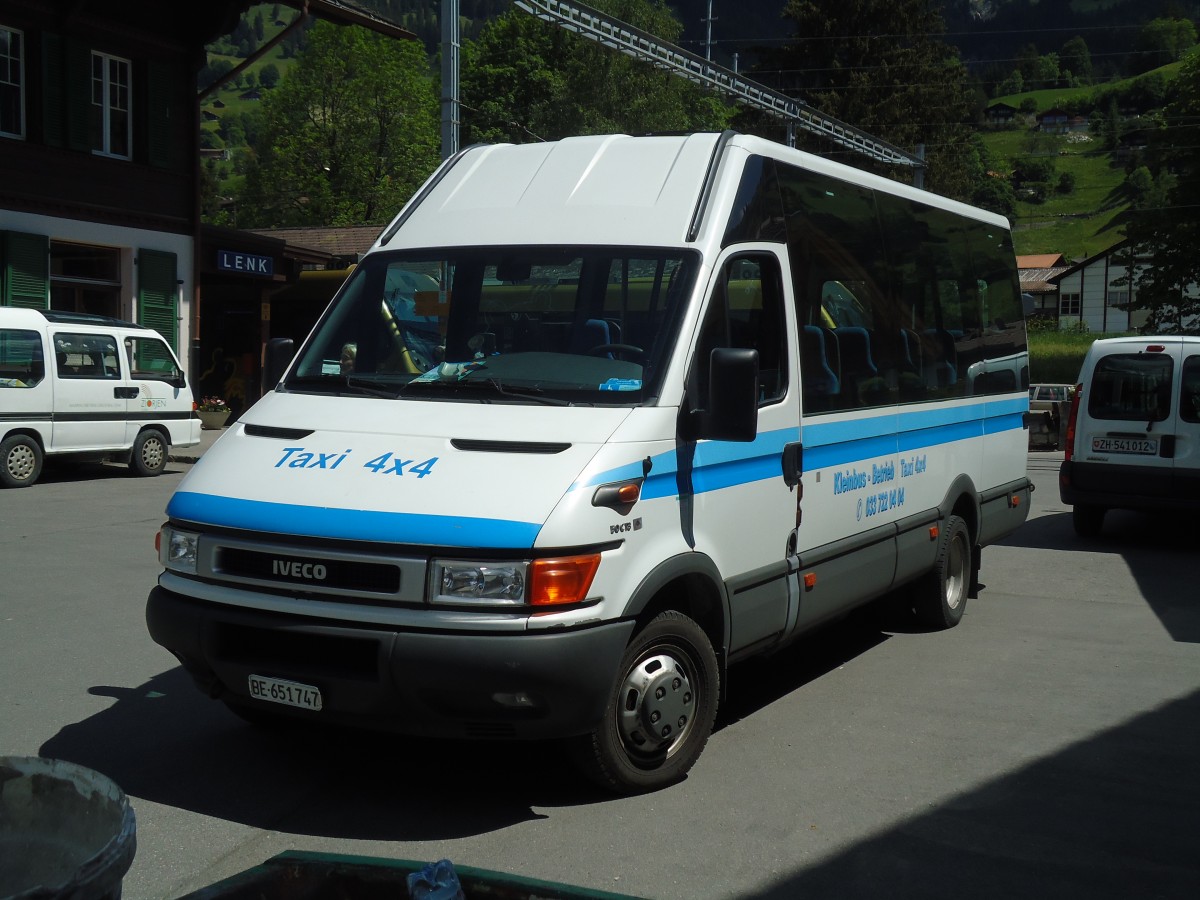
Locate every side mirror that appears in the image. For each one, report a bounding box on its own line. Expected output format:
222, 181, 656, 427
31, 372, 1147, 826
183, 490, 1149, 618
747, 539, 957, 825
262, 337, 295, 393
686, 347, 759, 442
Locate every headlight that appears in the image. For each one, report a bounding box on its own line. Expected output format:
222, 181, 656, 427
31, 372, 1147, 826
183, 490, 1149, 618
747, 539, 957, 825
160, 526, 199, 574
431, 561, 527, 605
430, 554, 601, 608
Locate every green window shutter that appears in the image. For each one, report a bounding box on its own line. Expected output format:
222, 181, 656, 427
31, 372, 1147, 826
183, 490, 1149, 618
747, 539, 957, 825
137, 249, 179, 351
2, 232, 50, 309
146, 61, 176, 169
41, 33, 64, 148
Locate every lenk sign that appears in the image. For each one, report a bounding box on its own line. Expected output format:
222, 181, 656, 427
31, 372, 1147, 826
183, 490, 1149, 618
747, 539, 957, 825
218, 249, 274, 277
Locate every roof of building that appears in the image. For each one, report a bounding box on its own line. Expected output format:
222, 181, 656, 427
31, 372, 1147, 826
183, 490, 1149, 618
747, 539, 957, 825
248, 226, 383, 261
1017, 253, 1070, 294
1017, 253, 1066, 269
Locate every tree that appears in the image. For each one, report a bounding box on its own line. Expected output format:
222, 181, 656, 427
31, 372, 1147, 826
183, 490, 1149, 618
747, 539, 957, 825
1060, 36, 1093, 86
258, 63, 280, 89
460, 0, 732, 145
1135, 17, 1197, 74
749, 0, 981, 200
1124, 53, 1200, 332
233, 21, 439, 228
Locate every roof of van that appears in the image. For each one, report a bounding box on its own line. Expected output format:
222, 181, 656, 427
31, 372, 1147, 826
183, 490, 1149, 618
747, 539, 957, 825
377, 132, 1009, 253
0, 308, 147, 330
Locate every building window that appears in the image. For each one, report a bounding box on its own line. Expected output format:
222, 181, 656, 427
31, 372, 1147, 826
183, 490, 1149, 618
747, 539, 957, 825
1108, 290, 1129, 308
0, 25, 23, 139
1060, 292, 1081, 316
91, 51, 130, 159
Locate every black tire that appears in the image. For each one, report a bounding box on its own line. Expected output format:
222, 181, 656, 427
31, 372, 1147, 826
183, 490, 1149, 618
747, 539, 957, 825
913, 514, 970, 629
573, 610, 719, 794
1, 434, 43, 488
1072, 504, 1105, 538
129, 429, 168, 476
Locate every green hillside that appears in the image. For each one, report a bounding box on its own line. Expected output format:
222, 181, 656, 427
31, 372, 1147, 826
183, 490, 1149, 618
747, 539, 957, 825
980, 128, 1128, 259
981, 57, 1193, 260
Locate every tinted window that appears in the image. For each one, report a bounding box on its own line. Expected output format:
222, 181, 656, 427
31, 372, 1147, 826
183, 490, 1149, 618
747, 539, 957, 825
692, 254, 788, 407
125, 335, 180, 382
0, 328, 44, 388
764, 160, 1027, 415
1180, 356, 1200, 424
53, 332, 120, 379
1088, 354, 1173, 422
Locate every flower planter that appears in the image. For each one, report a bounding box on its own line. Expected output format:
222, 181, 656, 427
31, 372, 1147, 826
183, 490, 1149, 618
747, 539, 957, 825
198, 409, 230, 430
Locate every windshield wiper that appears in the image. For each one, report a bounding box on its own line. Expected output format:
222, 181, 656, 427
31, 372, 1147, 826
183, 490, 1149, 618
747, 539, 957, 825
345, 375, 404, 399
481, 377, 570, 406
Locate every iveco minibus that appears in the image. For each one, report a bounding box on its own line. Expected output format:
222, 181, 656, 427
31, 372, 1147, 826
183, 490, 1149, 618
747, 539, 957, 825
146, 132, 1031, 793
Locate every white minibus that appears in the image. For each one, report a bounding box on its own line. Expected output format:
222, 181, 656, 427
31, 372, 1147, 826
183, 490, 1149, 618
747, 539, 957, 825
1, 308, 199, 487
147, 132, 1031, 793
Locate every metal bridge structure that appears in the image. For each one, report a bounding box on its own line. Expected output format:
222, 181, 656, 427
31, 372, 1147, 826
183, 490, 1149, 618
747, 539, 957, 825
511, 0, 925, 180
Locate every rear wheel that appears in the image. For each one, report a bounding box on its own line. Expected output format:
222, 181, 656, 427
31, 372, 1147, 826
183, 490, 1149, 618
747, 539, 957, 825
573, 610, 719, 794
1072, 504, 1106, 538
1, 434, 43, 488
913, 514, 970, 629
129, 429, 168, 476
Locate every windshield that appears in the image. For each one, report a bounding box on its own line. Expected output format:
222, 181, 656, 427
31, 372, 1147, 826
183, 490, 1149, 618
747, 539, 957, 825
286, 247, 698, 405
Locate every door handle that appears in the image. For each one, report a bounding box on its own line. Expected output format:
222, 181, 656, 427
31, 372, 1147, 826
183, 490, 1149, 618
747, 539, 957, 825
781, 442, 803, 488
114, 386, 139, 399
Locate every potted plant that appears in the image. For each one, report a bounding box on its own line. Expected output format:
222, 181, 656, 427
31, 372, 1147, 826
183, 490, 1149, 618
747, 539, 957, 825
196, 396, 231, 430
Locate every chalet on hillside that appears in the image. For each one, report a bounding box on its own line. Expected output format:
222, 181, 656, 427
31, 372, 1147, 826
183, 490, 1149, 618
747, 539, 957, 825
1018, 253, 1070, 320
986, 102, 1018, 125
1050, 241, 1150, 334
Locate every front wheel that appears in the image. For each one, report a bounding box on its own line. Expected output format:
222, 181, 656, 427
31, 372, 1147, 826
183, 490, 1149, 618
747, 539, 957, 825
573, 610, 719, 794
913, 514, 970, 629
1, 434, 43, 488
129, 429, 168, 476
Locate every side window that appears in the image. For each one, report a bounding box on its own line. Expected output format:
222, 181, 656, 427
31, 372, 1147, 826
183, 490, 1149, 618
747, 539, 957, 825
125, 336, 180, 382
53, 332, 120, 379
778, 166, 905, 412
693, 254, 787, 407
0, 328, 43, 387
1181, 356, 1200, 424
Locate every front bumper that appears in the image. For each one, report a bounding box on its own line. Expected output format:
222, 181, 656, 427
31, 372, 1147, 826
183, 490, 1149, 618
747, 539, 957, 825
146, 585, 634, 740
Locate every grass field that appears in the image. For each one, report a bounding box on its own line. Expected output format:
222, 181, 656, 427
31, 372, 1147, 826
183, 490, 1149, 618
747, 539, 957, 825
1027, 328, 1132, 384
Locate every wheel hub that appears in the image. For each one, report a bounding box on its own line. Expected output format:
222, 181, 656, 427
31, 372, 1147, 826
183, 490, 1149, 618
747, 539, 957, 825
617, 653, 695, 754
7, 446, 35, 479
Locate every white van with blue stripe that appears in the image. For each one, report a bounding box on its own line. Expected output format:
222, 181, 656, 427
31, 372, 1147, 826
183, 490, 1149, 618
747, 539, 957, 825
147, 132, 1031, 793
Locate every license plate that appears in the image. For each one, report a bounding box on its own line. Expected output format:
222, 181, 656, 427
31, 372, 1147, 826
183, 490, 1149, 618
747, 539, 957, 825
247, 675, 323, 711
1091, 436, 1159, 456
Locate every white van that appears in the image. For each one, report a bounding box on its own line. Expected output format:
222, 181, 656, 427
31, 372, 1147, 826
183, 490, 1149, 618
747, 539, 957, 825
1059, 335, 1200, 535
0, 308, 200, 487
146, 132, 1031, 793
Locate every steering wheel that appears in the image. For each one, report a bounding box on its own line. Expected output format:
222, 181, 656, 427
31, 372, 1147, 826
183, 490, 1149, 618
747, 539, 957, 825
590, 343, 645, 361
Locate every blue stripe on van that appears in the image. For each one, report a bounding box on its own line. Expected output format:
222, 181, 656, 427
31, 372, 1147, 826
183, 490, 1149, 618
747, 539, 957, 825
167, 491, 543, 548
584, 397, 1028, 498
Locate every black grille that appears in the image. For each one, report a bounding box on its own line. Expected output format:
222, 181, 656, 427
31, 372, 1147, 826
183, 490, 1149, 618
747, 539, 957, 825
217, 547, 401, 594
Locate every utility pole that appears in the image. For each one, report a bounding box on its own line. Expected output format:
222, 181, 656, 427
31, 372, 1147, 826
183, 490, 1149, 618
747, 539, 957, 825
441, 0, 460, 160
703, 0, 715, 62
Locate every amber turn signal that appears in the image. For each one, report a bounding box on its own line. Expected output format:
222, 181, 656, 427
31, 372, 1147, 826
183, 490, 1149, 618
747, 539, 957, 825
529, 554, 601, 606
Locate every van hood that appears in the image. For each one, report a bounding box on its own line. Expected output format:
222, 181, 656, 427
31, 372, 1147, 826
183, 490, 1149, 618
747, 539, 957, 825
166, 393, 632, 549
